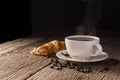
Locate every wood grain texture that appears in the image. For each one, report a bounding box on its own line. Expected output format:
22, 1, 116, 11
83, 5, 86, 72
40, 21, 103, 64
0, 35, 120, 80
27, 60, 120, 80
0, 35, 52, 80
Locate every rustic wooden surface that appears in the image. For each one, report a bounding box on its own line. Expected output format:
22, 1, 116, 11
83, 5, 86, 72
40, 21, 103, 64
0, 34, 120, 80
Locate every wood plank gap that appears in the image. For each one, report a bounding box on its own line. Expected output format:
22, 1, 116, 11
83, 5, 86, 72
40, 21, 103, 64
24, 62, 52, 80
100, 75, 106, 80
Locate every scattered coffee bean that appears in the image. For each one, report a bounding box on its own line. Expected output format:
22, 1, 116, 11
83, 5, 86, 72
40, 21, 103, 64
56, 67, 60, 70
52, 63, 57, 66
82, 69, 90, 73
54, 59, 59, 63
49, 58, 119, 73
50, 58, 54, 62
58, 67, 62, 69
50, 58, 92, 73
68, 65, 74, 69
87, 67, 92, 73
75, 67, 80, 71
79, 67, 91, 73
50, 65, 54, 68
75, 66, 78, 69
72, 63, 77, 66
62, 63, 67, 67
51, 58, 59, 63
99, 67, 110, 72
67, 63, 75, 69
57, 63, 62, 67
80, 69, 84, 72
50, 59, 120, 73
70, 65, 75, 68
66, 61, 70, 65
55, 67, 62, 70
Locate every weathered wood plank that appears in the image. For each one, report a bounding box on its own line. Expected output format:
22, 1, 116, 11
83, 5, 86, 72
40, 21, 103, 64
0, 51, 51, 80
0, 35, 53, 80
27, 66, 84, 80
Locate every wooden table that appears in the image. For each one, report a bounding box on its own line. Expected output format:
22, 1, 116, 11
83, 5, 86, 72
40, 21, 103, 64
0, 34, 120, 80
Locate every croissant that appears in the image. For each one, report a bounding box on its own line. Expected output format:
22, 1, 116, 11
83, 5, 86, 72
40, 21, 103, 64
31, 40, 66, 55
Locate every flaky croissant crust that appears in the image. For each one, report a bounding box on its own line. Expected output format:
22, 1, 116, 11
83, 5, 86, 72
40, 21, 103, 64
31, 40, 66, 55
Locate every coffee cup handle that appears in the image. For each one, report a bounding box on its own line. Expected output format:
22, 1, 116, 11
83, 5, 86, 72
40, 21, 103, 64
93, 44, 103, 56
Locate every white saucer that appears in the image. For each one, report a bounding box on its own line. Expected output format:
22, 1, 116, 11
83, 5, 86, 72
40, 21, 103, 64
56, 50, 109, 62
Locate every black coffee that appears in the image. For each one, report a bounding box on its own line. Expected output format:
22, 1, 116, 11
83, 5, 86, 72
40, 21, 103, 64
68, 37, 95, 41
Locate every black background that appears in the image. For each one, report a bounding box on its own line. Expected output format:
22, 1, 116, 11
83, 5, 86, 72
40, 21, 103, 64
0, 0, 31, 43
0, 0, 120, 43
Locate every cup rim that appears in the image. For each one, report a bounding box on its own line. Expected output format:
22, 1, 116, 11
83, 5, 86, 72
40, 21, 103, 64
65, 35, 100, 42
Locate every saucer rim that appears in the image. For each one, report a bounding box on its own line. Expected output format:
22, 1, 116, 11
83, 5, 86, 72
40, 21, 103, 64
56, 50, 109, 62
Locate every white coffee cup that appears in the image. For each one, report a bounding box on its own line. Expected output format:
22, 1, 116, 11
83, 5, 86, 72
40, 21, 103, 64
65, 35, 103, 59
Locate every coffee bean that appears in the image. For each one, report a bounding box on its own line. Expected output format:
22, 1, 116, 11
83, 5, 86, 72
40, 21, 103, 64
57, 63, 62, 67
68, 66, 74, 69
51, 58, 57, 62
100, 67, 110, 72
55, 67, 62, 70
80, 69, 88, 73
55, 67, 59, 70
80, 69, 84, 72
52, 63, 57, 66
66, 61, 70, 65
76, 68, 80, 71
71, 65, 75, 68
49, 58, 93, 73
58, 67, 62, 69
72, 63, 77, 66
50, 65, 54, 68
86, 67, 91, 70
67, 63, 75, 69
83, 69, 90, 73
75, 66, 78, 69
50, 59, 54, 62
75, 66, 80, 71
54, 59, 59, 63
62, 63, 67, 67
51, 58, 59, 63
